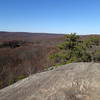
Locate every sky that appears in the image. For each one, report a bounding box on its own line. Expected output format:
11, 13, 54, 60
0, 0, 100, 34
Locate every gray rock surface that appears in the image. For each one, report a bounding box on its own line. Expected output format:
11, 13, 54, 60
0, 62, 100, 100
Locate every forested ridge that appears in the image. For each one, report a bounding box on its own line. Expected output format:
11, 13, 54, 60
0, 32, 100, 89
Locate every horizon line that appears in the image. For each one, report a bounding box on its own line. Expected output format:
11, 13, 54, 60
0, 31, 100, 35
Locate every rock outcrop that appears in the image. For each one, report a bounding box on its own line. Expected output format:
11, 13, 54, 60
0, 62, 100, 100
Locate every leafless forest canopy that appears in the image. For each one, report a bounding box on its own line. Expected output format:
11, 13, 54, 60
0, 31, 64, 89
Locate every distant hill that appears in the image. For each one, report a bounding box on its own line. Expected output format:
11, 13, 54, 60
0, 62, 100, 100
0, 31, 64, 42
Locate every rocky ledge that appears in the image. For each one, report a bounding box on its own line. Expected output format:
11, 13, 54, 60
0, 62, 100, 100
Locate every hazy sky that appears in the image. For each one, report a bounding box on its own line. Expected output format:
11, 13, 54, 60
0, 0, 100, 34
